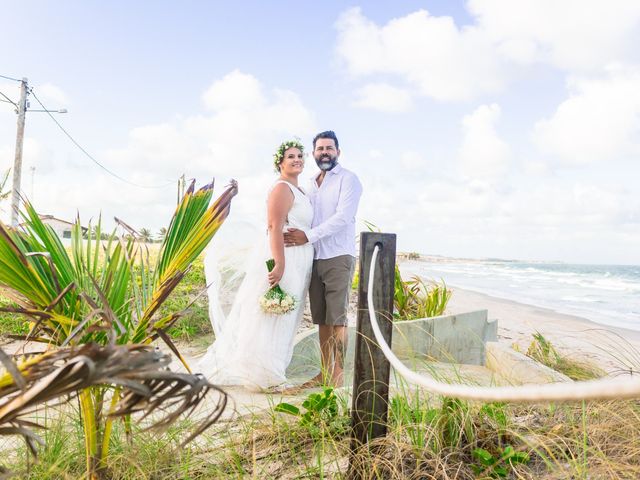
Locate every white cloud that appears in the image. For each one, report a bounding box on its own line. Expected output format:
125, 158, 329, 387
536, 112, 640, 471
335, 3, 640, 105
352, 83, 412, 112
400, 151, 426, 170
362, 171, 640, 262
2, 71, 317, 230
459, 104, 510, 179
335, 7, 506, 102
202, 70, 265, 111
468, 0, 640, 71
367, 149, 383, 159
533, 65, 640, 164
106, 71, 316, 180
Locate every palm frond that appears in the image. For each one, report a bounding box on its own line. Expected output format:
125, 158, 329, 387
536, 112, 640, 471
135, 180, 238, 342
0, 343, 227, 459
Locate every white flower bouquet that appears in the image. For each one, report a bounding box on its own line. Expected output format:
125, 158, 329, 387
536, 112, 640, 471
259, 259, 297, 315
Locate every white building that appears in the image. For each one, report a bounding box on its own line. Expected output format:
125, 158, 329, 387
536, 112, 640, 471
23, 215, 86, 239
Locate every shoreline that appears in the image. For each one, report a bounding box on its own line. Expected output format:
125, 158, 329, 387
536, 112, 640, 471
445, 285, 640, 373
399, 256, 638, 332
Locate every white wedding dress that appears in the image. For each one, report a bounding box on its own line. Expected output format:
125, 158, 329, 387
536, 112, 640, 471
197, 180, 314, 390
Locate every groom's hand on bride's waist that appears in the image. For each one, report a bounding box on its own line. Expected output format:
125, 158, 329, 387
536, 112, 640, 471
284, 228, 309, 247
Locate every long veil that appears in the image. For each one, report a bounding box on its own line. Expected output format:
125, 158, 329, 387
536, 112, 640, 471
203, 218, 265, 338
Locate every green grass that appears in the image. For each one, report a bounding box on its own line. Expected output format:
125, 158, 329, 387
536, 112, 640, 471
6, 382, 640, 478
0, 255, 213, 343
525, 332, 606, 381
0, 295, 28, 337
8, 410, 223, 479
158, 256, 213, 344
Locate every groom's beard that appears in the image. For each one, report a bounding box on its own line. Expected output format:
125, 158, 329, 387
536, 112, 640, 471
315, 153, 338, 171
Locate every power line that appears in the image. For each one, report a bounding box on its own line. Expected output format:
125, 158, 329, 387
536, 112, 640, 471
29, 88, 174, 190
0, 90, 17, 107
0, 73, 22, 82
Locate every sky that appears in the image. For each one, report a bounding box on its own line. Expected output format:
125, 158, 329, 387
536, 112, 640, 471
1, 0, 639, 265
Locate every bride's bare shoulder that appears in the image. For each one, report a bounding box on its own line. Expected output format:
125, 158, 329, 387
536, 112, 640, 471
268, 182, 294, 204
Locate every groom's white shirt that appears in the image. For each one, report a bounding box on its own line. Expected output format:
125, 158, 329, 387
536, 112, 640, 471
305, 163, 362, 260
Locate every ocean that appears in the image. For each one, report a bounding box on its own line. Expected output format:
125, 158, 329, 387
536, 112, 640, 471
405, 259, 640, 331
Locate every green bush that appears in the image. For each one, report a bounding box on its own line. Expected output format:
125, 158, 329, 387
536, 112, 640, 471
394, 265, 451, 320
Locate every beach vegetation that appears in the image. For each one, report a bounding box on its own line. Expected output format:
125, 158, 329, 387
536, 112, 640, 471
0, 342, 227, 478
138, 227, 152, 243
525, 332, 605, 380
471, 445, 530, 478
393, 265, 452, 320
351, 268, 359, 290
351, 263, 452, 319
4, 355, 640, 477
274, 387, 350, 439
0, 179, 237, 478
158, 256, 212, 344
156, 226, 167, 242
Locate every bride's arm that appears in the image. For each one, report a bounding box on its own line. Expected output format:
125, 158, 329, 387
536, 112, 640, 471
267, 183, 294, 287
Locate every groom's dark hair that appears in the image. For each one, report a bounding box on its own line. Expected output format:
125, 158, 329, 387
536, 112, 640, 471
313, 130, 339, 150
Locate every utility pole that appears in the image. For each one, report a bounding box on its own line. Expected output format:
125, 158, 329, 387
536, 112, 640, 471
10, 78, 28, 226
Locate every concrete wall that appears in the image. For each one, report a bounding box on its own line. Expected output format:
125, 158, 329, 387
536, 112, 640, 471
392, 310, 497, 365
286, 310, 497, 380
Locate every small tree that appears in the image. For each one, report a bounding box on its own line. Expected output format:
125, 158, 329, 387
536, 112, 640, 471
139, 227, 152, 243
157, 226, 168, 242
0, 178, 237, 477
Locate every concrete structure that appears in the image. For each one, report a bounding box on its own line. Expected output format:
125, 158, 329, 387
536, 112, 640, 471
485, 341, 571, 384
287, 310, 571, 387
287, 310, 495, 382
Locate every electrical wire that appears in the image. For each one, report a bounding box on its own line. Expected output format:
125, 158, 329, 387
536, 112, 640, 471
29, 88, 174, 189
0, 73, 22, 82
0, 90, 17, 107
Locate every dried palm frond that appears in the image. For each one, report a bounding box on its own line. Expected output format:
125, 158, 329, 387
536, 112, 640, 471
0, 343, 227, 469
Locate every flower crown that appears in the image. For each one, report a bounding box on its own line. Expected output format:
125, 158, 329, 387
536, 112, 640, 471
273, 139, 305, 171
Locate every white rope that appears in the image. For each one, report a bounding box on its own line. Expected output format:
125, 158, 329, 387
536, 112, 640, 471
367, 245, 640, 402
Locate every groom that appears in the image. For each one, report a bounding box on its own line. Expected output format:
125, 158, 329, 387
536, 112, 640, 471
284, 130, 362, 387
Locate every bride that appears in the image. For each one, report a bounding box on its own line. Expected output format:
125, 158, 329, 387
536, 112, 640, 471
197, 140, 314, 391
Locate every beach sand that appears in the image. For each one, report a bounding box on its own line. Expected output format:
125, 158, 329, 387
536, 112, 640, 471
301, 258, 640, 376
443, 285, 640, 375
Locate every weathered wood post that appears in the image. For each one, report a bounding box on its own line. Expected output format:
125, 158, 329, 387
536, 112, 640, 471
349, 232, 396, 476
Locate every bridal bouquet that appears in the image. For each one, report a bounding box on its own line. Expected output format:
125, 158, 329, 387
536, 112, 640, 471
260, 259, 297, 315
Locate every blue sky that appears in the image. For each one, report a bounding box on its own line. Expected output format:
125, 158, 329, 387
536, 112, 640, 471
1, 1, 639, 264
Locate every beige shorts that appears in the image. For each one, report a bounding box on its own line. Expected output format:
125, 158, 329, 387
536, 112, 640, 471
309, 255, 356, 326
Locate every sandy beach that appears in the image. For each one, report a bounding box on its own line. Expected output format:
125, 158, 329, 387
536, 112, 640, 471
443, 285, 640, 375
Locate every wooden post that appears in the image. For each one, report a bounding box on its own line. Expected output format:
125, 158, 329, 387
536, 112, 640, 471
349, 232, 396, 475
